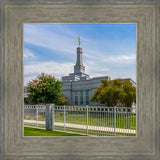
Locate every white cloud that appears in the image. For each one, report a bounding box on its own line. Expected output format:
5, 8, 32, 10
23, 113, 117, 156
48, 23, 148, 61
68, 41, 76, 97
83, 46, 136, 66
24, 75, 37, 86
24, 61, 74, 85
24, 58, 136, 85
83, 54, 136, 82
24, 48, 36, 60
24, 25, 77, 56
84, 60, 109, 78
107, 55, 136, 62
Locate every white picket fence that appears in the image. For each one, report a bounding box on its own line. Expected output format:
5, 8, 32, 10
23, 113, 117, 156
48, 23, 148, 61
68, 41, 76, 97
24, 105, 136, 136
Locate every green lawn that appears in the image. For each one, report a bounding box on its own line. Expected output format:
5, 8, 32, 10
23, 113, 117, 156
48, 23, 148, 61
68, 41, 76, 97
24, 112, 136, 130
54, 112, 136, 130
53, 126, 136, 136
24, 127, 86, 136
24, 127, 135, 136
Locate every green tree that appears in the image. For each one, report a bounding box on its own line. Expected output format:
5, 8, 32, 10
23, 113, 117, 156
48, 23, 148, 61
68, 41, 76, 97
90, 78, 136, 107
57, 97, 68, 105
26, 73, 65, 104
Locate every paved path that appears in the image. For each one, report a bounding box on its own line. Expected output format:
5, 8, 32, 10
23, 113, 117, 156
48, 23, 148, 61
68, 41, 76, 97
24, 119, 136, 134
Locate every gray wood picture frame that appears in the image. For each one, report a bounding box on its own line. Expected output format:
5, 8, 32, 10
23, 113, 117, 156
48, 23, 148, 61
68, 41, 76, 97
1, 0, 159, 159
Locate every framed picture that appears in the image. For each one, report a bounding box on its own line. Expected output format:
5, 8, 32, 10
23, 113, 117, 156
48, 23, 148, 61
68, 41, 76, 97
1, 0, 159, 159
23, 23, 137, 137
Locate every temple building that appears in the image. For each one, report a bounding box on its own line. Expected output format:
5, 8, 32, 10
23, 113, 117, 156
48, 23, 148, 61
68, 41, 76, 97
62, 37, 135, 106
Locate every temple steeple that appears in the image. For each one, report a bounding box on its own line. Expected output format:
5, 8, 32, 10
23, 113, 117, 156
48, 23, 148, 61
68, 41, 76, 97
62, 37, 90, 82
74, 46, 85, 74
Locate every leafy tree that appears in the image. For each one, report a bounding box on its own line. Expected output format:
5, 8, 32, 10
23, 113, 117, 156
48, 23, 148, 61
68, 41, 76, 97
90, 78, 136, 107
26, 73, 67, 105
57, 97, 68, 105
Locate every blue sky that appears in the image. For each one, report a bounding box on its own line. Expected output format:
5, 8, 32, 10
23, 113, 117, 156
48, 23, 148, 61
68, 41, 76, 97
24, 24, 136, 85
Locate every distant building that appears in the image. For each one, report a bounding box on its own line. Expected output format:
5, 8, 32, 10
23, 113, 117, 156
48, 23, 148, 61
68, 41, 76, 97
62, 45, 135, 106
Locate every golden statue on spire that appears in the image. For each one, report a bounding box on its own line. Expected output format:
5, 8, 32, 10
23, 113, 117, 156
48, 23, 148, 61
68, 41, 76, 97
78, 36, 81, 46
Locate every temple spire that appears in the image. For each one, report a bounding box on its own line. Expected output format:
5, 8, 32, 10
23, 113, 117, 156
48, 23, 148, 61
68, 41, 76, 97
74, 37, 85, 74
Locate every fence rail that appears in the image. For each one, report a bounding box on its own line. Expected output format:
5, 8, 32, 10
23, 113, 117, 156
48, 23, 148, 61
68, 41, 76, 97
24, 105, 46, 129
24, 105, 136, 136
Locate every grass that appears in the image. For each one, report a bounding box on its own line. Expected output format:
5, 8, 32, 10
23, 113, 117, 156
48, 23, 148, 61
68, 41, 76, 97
24, 127, 86, 136
24, 112, 136, 130
54, 111, 136, 129
54, 126, 136, 136
24, 126, 135, 137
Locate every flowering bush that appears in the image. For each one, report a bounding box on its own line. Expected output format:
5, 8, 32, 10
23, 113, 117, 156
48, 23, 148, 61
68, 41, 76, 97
26, 73, 67, 105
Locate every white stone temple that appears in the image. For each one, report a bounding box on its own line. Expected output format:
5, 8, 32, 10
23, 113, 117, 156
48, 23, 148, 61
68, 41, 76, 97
61, 38, 136, 106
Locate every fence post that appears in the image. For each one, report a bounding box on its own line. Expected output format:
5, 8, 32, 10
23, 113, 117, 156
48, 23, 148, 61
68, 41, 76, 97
86, 105, 88, 135
36, 104, 38, 128
51, 104, 54, 131
114, 106, 116, 136
64, 105, 65, 131
46, 104, 54, 130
